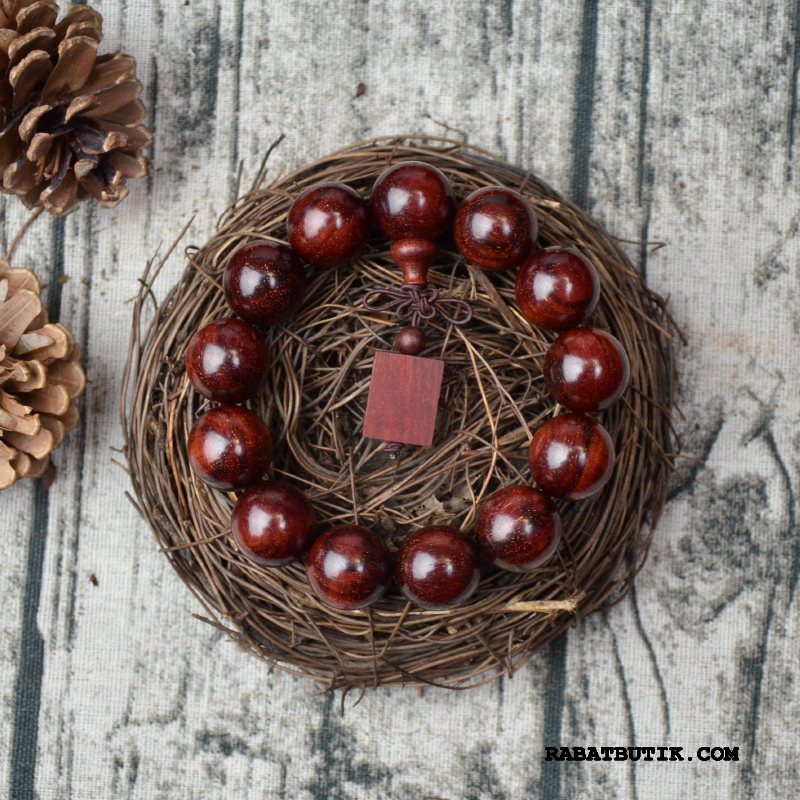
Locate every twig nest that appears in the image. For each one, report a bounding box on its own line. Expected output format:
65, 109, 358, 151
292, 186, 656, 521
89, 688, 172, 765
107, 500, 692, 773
0, 260, 85, 490
122, 137, 677, 690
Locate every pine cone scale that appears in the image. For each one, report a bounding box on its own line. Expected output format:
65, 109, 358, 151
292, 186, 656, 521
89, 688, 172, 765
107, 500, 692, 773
42, 34, 97, 99
10, 49, 50, 105
8, 27, 57, 66
16, 3, 59, 36
0, 285, 41, 345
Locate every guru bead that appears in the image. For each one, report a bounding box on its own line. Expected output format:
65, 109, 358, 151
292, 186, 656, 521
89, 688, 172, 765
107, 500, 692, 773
453, 186, 537, 271
528, 412, 614, 500
395, 525, 480, 610
185, 318, 269, 403
371, 162, 455, 286
371, 161, 455, 241
474, 485, 562, 572
187, 406, 272, 490
306, 525, 391, 610
544, 326, 630, 412
231, 480, 315, 566
515, 247, 600, 331
223, 241, 306, 326
287, 182, 370, 268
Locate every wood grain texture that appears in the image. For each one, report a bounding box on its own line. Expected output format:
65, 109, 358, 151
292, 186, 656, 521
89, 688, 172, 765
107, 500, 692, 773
0, 1, 797, 798
364, 352, 445, 445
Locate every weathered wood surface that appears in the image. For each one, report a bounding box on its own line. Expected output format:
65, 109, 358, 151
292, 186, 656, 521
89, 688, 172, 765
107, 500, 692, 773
2, 1, 798, 798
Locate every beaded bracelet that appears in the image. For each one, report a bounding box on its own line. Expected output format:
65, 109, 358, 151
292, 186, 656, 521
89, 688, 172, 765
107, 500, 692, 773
184, 161, 629, 612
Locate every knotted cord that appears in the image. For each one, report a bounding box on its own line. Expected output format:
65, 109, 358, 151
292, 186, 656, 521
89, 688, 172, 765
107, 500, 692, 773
362, 284, 473, 328
363, 283, 473, 458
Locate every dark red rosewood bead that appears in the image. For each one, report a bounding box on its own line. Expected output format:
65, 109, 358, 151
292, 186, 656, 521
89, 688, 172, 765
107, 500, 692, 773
371, 161, 455, 242
395, 325, 426, 355
287, 183, 369, 268
529, 413, 614, 500
187, 406, 272, 490
475, 486, 562, 572
544, 326, 630, 412
515, 247, 600, 331
231, 481, 315, 566
224, 242, 306, 326
395, 525, 479, 610
185, 318, 268, 403
306, 525, 391, 610
454, 186, 537, 271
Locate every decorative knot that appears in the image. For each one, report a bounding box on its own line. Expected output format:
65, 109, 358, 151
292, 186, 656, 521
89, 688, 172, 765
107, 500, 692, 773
362, 284, 473, 328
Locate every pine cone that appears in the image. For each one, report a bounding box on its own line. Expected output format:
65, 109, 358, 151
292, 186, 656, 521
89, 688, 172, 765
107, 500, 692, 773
0, 260, 84, 490
0, 0, 151, 217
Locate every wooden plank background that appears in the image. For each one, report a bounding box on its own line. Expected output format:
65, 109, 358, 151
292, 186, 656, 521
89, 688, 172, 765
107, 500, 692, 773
2, 1, 798, 798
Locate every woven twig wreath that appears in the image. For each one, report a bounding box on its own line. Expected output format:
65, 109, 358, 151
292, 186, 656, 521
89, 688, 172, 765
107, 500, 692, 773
122, 136, 677, 691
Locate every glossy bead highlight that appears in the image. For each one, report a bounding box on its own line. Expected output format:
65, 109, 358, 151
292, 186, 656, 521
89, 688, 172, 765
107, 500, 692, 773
371, 161, 455, 242
185, 317, 268, 403
475, 485, 562, 571
232, 481, 315, 566
223, 241, 306, 326
187, 406, 272, 490
529, 413, 614, 500
543, 326, 630, 412
287, 182, 370, 268
395, 525, 480, 609
306, 525, 391, 610
454, 186, 537, 271
515, 247, 599, 331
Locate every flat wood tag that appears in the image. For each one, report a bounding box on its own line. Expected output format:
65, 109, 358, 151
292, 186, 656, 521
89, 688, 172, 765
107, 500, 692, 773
363, 351, 445, 446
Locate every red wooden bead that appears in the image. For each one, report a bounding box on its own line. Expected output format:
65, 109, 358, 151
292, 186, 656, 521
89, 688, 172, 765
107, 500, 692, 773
224, 242, 306, 326
395, 525, 480, 609
453, 186, 537, 271
475, 486, 562, 571
187, 406, 272, 490
287, 182, 369, 268
371, 161, 455, 242
529, 413, 614, 500
515, 247, 600, 331
185, 318, 268, 403
231, 480, 315, 566
306, 525, 391, 610
394, 325, 426, 355
544, 326, 630, 412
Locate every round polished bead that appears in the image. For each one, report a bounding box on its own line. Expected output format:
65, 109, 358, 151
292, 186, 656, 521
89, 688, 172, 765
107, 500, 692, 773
185, 318, 268, 403
187, 406, 272, 490
287, 183, 370, 268
306, 525, 391, 610
231, 481, 316, 566
371, 161, 455, 242
395, 325, 426, 355
544, 326, 630, 412
475, 486, 562, 571
453, 186, 537, 271
223, 241, 306, 326
395, 525, 480, 609
529, 413, 614, 500
515, 247, 600, 331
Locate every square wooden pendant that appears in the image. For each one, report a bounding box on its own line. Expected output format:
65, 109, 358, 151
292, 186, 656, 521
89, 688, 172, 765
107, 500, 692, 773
363, 351, 445, 447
